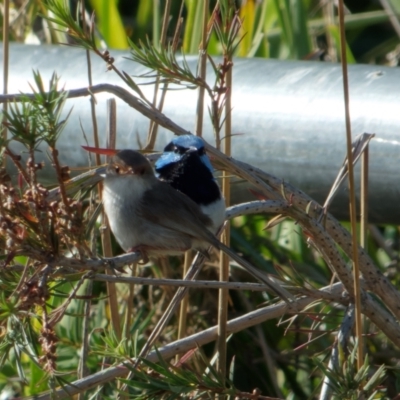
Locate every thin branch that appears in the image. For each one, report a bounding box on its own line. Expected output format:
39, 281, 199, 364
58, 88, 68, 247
144, 0, 172, 150
360, 145, 369, 249
2, 0, 10, 168
26, 282, 400, 400
90, 273, 281, 291
103, 98, 122, 341
338, 0, 363, 369
4, 82, 400, 324
207, 148, 400, 323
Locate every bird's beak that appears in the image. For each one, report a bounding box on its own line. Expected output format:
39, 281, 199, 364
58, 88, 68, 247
82, 145, 118, 156
82, 146, 118, 178
186, 146, 198, 154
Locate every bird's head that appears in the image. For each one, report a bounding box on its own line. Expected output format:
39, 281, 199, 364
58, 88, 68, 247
82, 146, 154, 179
155, 134, 213, 174
107, 150, 154, 178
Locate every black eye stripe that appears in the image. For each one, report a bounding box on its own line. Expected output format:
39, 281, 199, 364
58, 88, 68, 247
165, 143, 203, 155
164, 143, 175, 152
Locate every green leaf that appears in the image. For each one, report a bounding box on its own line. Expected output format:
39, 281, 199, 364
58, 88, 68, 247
238, 0, 255, 56
183, 0, 202, 54
89, 0, 128, 49
327, 25, 356, 64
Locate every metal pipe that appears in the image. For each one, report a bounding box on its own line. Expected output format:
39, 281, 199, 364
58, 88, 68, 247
1, 43, 399, 223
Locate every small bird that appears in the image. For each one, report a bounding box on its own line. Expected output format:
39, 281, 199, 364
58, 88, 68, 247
87, 147, 291, 301
155, 135, 225, 233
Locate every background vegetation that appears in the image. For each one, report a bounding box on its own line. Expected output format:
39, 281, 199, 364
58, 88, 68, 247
1, 0, 400, 399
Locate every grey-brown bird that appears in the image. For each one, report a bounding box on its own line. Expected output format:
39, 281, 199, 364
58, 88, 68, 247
86, 147, 291, 301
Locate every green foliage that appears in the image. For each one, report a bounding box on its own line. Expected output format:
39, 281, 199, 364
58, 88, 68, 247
121, 350, 236, 399
44, 0, 97, 50
314, 348, 387, 399
328, 25, 356, 64
4, 71, 69, 149
183, 0, 204, 54
272, 0, 310, 59
128, 38, 203, 90
89, 0, 129, 49
4, 100, 41, 150
4, 0, 398, 64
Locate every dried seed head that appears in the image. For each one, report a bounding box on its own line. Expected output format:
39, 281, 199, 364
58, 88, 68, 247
60, 166, 70, 182
6, 237, 14, 248
0, 168, 10, 183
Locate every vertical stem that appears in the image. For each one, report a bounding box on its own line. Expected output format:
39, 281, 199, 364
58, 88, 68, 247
77, 279, 92, 393
79, 1, 102, 386
125, 263, 138, 339
360, 147, 369, 250
338, 0, 363, 370
153, 0, 161, 47
195, 0, 209, 136
360, 143, 369, 351
322, 0, 337, 62
50, 147, 70, 208
217, 64, 232, 382
83, 0, 121, 341
2, 0, 10, 167
103, 98, 122, 341
145, 0, 172, 149
177, 0, 208, 347
177, 252, 192, 341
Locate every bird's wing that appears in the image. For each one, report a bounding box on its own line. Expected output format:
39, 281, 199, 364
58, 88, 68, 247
139, 181, 218, 244
217, 241, 293, 302
140, 181, 293, 302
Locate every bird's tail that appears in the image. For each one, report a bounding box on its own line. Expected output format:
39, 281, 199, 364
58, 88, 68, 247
215, 241, 293, 302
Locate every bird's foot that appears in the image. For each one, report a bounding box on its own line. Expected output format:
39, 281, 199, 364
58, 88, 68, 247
127, 245, 150, 264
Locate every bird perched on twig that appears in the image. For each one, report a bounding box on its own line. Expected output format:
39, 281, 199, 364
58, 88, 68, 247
155, 135, 225, 234
84, 146, 291, 302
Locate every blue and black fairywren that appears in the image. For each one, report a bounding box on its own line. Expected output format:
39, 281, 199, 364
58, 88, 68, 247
155, 135, 226, 233
83, 146, 292, 301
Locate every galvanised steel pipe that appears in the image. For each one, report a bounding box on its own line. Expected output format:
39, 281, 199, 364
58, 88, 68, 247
1, 43, 399, 223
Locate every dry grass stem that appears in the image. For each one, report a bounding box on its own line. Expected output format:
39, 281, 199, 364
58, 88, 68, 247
27, 281, 398, 400
3, 81, 399, 325
338, 0, 363, 369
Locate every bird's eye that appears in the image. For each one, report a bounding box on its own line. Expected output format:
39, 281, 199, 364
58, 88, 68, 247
173, 146, 179, 153
164, 143, 174, 152
115, 166, 120, 174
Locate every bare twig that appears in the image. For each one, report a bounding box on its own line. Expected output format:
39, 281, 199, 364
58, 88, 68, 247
207, 150, 400, 322
90, 273, 280, 291
360, 144, 369, 250
320, 133, 374, 219
338, 0, 363, 369
4, 80, 400, 343
145, 0, 172, 150
5, 78, 395, 320
217, 53, 232, 386
26, 282, 400, 400
2, 0, 10, 168
103, 98, 122, 341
